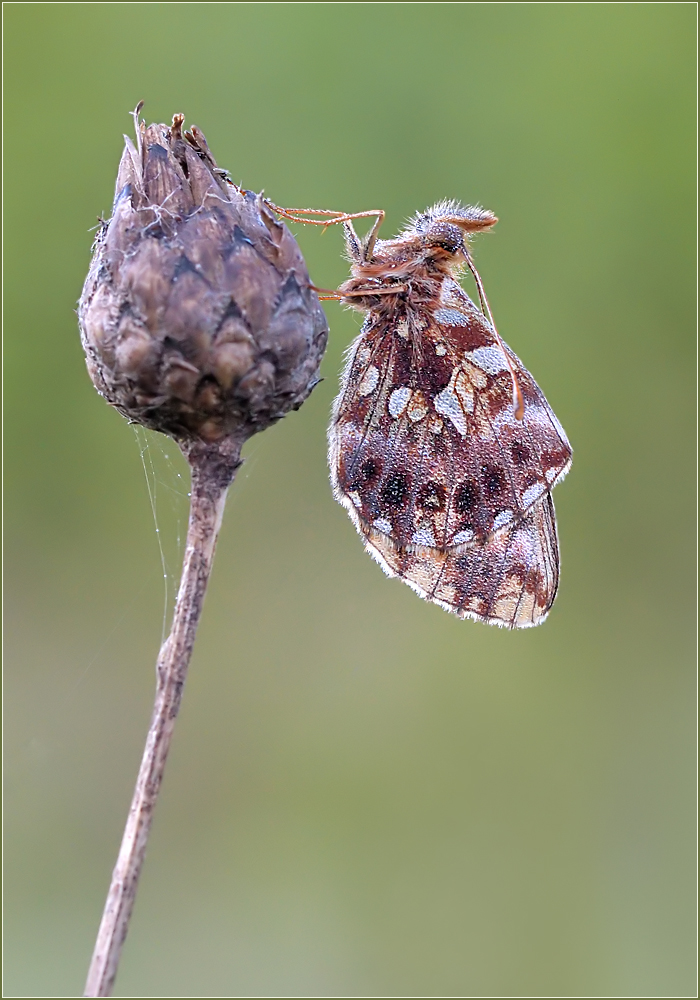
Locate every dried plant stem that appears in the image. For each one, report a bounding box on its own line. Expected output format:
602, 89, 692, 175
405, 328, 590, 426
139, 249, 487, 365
84, 442, 241, 998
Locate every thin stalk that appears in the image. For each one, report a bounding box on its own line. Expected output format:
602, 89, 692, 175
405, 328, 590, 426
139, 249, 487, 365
84, 441, 240, 998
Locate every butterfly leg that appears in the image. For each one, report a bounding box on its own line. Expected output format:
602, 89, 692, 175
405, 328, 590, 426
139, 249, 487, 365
264, 202, 385, 262
310, 283, 407, 301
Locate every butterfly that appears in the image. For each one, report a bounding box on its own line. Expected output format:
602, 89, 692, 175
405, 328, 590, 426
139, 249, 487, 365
269, 199, 572, 627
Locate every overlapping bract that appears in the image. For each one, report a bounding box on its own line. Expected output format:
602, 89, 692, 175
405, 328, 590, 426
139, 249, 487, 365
79, 114, 328, 447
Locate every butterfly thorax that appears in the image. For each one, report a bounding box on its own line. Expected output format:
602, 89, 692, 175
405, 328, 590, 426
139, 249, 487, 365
338, 247, 458, 316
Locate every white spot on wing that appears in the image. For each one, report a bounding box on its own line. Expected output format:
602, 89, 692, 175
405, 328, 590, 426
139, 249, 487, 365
358, 365, 379, 396
439, 279, 463, 305
412, 525, 436, 546
388, 386, 411, 418
396, 319, 409, 340
452, 528, 474, 544
493, 509, 514, 530
434, 307, 471, 327
373, 517, 392, 534
521, 482, 545, 507
434, 386, 467, 436
435, 343, 447, 356
469, 345, 510, 374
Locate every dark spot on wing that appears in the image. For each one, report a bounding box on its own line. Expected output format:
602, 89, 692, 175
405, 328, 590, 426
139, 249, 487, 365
510, 441, 530, 465
380, 471, 410, 508
481, 465, 506, 498
455, 478, 479, 512
361, 458, 380, 481
348, 456, 382, 492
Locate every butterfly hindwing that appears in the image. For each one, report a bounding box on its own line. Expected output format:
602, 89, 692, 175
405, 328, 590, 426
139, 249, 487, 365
363, 492, 560, 627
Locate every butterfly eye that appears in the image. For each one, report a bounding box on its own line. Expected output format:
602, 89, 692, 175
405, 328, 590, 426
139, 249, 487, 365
423, 222, 465, 254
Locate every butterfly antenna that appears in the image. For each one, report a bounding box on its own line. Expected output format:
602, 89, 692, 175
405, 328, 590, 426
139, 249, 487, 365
265, 202, 385, 261
465, 255, 525, 421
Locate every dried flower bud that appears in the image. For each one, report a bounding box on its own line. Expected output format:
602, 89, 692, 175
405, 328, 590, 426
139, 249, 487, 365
79, 109, 328, 450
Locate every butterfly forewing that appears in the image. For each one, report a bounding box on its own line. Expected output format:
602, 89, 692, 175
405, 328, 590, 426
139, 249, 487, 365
332, 287, 570, 554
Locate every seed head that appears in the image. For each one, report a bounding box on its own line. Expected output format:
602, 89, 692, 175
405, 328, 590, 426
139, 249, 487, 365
79, 108, 328, 453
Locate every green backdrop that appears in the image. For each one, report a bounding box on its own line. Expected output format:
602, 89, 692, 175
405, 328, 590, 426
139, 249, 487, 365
4, 4, 695, 997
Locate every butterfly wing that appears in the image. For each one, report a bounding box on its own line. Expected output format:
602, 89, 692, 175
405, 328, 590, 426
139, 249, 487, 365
329, 282, 571, 627
363, 491, 560, 627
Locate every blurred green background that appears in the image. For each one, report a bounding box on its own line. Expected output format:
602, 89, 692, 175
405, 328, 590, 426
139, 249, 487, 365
4, 4, 695, 998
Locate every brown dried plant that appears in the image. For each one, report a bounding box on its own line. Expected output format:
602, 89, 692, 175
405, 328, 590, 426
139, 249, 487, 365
78, 105, 327, 997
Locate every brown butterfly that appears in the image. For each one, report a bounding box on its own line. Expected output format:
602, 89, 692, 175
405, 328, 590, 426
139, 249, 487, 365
269, 200, 572, 627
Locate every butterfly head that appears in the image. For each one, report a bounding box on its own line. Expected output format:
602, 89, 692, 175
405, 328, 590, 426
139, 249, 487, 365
406, 200, 497, 257
339, 200, 498, 304
345, 201, 499, 274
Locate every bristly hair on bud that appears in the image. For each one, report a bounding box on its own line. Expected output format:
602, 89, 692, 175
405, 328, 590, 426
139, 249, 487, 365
79, 106, 328, 474
79, 107, 329, 1000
